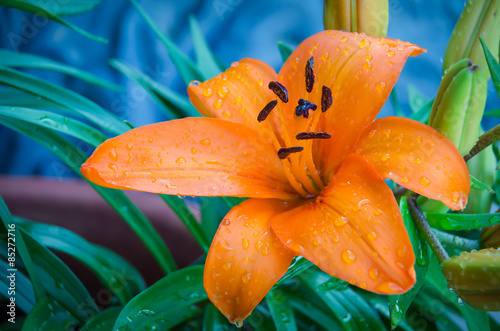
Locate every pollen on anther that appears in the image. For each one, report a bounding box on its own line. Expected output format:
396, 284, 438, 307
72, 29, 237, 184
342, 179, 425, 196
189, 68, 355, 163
321, 86, 333, 112
257, 100, 278, 122
296, 131, 332, 140
305, 57, 315, 93
278, 146, 304, 159
268, 81, 289, 103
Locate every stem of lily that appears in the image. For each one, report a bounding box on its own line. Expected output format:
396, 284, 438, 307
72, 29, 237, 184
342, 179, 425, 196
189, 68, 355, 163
432, 229, 480, 251
408, 194, 450, 264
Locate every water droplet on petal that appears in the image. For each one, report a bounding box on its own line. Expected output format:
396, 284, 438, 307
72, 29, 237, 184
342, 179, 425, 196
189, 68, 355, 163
189, 80, 201, 86
420, 176, 431, 186
214, 99, 223, 109
342, 249, 357, 264
367, 232, 378, 241
387, 50, 395, 57
203, 88, 213, 97
242, 238, 249, 250
375, 82, 386, 92
175, 157, 186, 164
222, 218, 230, 226
369, 267, 379, 280
200, 138, 211, 146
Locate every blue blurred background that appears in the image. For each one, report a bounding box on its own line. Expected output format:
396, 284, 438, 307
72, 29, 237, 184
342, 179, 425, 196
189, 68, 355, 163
1, 0, 499, 177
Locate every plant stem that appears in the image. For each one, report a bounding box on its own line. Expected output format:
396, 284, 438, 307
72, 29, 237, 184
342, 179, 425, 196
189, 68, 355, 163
464, 123, 500, 162
432, 229, 480, 251
408, 194, 450, 264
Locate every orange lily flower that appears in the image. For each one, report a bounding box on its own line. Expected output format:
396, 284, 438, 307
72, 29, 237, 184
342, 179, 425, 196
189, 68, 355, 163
81, 31, 470, 325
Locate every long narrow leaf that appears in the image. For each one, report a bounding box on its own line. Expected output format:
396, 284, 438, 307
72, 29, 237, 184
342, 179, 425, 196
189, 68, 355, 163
189, 15, 223, 79
21, 0, 102, 16
266, 289, 297, 331
0, 50, 121, 91
277, 41, 293, 62
273, 256, 313, 289
0, 197, 46, 302
0, 65, 129, 135
480, 36, 500, 100
81, 306, 121, 331
203, 303, 237, 331
0, 258, 35, 314
0, 116, 177, 274
0, 90, 70, 112
0, 0, 107, 43
22, 297, 78, 331
426, 212, 500, 230
15, 217, 146, 305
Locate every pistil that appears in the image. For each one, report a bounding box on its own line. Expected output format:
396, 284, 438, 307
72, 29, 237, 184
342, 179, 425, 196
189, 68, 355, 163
295, 99, 317, 118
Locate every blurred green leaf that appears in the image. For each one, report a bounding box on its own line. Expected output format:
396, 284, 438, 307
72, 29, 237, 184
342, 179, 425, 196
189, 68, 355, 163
22, 297, 78, 331
203, 303, 237, 331
15, 217, 146, 305
0, 117, 177, 275
426, 256, 490, 331
109, 59, 199, 118
277, 41, 294, 62
249, 305, 277, 331
426, 212, 500, 230
273, 256, 313, 289
0, 197, 46, 302
0, 258, 35, 314
113, 266, 206, 330
0, 65, 129, 135
389, 196, 430, 329
81, 306, 122, 331
484, 109, 500, 118
20, 0, 102, 16
0, 0, 107, 43
407, 85, 429, 113
0, 107, 107, 147
266, 289, 297, 331
409, 98, 434, 123
0, 50, 121, 91
189, 15, 223, 79
129, 0, 204, 86
357, 291, 414, 331
390, 87, 405, 117
0, 90, 72, 113
200, 197, 228, 241
316, 276, 348, 291
480, 36, 500, 100
221, 196, 245, 209
470, 174, 495, 193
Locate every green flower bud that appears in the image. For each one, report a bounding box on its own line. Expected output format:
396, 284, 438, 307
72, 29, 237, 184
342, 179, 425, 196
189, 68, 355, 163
323, 0, 388, 37
442, 248, 500, 311
428, 59, 487, 156
481, 221, 500, 249
443, 0, 500, 78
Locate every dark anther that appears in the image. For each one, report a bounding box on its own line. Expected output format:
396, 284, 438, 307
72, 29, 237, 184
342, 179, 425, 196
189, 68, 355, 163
305, 57, 315, 93
268, 81, 289, 103
295, 99, 317, 118
278, 146, 304, 159
296, 131, 332, 140
257, 100, 278, 122
321, 86, 333, 112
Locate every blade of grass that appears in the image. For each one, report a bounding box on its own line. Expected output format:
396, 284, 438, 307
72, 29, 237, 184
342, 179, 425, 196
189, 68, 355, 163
0, 0, 107, 43
0, 197, 46, 302
266, 289, 298, 331
22, 297, 78, 330
15, 217, 146, 305
0, 258, 35, 313
0, 65, 129, 135
129, 0, 204, 86
203, 303, 237, 331
81, 306, 121, 331
390, 86, 405, 117
189, 15, 222, 79
0, 89, 71, 113
0, 116, 177, 274
0, 50, 121, 91
22, 0, 102, 16
426, 212, 500, 230
480, 36, 500, 100
109, 59, 198, 118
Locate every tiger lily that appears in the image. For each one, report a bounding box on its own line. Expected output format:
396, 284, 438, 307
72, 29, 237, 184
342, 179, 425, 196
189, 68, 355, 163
81, 30, 470, 325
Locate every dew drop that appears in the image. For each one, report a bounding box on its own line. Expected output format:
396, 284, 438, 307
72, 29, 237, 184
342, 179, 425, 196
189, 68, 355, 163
189, 80, 201, 86
387, 50, 395, 57
334, 216, 349, 226
108, 163, 118, 171
241, 273, 252, 284
375, 82, 386, 92
203, 88, 213, 97
242, 238, 249, 250
109, 148, 118, 161
367, 232, 378, 241
359, 38, 370, 48
369, 267, 379, 280
175, 157, 186, 164
401, 176, 410, 184
200, 138, 211, 146
222, 218, 230, 226
313, 239, 320, 246
342, 249, 357, 264
364, 62, 372, 70
218, 86, 229, 98
222, 110, 233, 119
223, 263, 232, 271
340, 36, 348, 43
214, 99, 223, 109
420, 176, 431, 186
125, 144, 133, 151
191, 148, 197, 154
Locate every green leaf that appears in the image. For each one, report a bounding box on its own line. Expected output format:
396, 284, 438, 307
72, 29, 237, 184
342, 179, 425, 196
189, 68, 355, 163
426, 212, 500, 230
21, 0, 102, 16
0, 107, 107, 147
483, 109, 500, 118
0, 50, 121, 91
316, 276, 348, 291
426, 256, 490, 331
273, 256, 313, 289
81, 306, 122, 331
0, 258, 35, 314
480, 36, 500, 100
15, 217, 146, 305
409, 97, 434, 123
22, 297, 78, 331
357, 291, 413, 331
0, 0, 107, 43
203, 303, 237, 331
277, 41, 294, 62
189, 15, 223, 79
109, 59, 199, 118
0, 89, 72, 113
0, 117, 177, 275
248, 306, 276, 331
389, 196, 431, 329
0, 65, 129, 135
266, 289, 297, 331
407, 85, 429, 113
113, 266, 206, 330
390, 86, 405, 117
0, 197, 46, 302
129, 0, 204, 86
470, 174, 495, 193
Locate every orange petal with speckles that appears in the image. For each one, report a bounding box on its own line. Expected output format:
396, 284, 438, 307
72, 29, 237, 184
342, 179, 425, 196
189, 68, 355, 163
204, 198, 296, 325
81, 118, 298, 199
188, 58, 285, 148
354, 117, 470, 210
276, 30, 425, 180
270, 154, 416, 294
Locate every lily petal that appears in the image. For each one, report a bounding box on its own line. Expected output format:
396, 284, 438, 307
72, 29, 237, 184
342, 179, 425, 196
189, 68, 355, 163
277, 30, 425, 180
204, 198, 296, 325
188, 58, 284, 147
271, 154, 416, 294
81, 118, 297, 199
354, 117, 470, 210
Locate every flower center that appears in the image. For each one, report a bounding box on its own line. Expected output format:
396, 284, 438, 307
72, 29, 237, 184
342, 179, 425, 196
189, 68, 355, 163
257, 56, 333, 197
